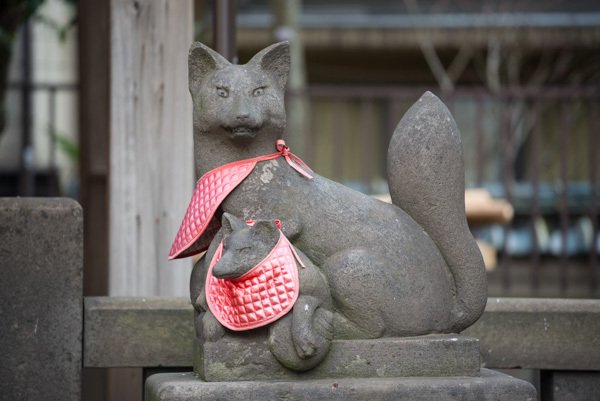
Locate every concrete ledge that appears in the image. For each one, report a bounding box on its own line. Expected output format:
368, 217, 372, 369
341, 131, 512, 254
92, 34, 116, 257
463, 298, 600, 370
145, 369, 537, 401
83, 297, 600, 371
84, 297, 194, 367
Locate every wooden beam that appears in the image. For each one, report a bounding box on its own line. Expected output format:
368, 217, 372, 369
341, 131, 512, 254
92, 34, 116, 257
78, 0, 110, 298
213, 0, 237, 62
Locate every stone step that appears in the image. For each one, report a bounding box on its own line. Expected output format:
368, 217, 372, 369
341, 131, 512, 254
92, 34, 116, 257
146, 369, 537, 401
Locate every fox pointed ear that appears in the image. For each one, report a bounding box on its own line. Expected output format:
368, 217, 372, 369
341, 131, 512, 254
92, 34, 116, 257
247, 41, 290, 92
250, 220, 280, 242
188, 42, 230, 95
221, 213, 246, 237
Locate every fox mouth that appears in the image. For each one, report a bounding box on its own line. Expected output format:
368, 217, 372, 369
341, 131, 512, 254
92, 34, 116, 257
223, 125, 260, 139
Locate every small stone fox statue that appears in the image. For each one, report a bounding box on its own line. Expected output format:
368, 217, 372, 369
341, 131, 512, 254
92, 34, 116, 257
188, 41, 487, 369
211, 213, 334, 371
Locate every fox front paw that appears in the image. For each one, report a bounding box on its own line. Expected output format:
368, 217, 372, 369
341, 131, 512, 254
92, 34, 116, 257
292, 307, 333, 358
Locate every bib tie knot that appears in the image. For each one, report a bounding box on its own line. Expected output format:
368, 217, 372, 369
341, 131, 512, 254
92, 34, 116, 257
275, 139, 313, 179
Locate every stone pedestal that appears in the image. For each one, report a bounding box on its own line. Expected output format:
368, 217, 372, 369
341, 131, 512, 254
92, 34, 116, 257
147, 334, 536, 400
0, 198, 83, 400
145, 369, 536, 401
197, 334, 481, 382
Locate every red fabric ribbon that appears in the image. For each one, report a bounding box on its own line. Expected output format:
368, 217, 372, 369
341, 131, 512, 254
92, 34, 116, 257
169, 140, 312, 260
274, 140, 313, 179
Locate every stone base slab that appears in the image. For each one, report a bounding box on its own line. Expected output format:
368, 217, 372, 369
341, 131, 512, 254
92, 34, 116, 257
198, 334, 480, 381
145, 369, 537, 401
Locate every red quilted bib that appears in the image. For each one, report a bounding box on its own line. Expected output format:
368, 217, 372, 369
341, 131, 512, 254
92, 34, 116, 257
206, 226, 305, 331
169, 140, 312, 260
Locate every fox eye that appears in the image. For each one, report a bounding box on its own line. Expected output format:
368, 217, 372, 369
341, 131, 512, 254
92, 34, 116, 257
253, 87, 265, 97
217, 88, 229, 98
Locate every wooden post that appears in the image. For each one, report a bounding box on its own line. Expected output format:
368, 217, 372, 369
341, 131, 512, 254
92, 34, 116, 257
109, 0, 194, 297
79, 0, 110, 396
79, 0, 110, 298
213, 0, 237, 63
271, 0, 308, 157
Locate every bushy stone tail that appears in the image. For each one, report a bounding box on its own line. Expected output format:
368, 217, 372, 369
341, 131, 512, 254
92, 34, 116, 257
387, 92, 487, 332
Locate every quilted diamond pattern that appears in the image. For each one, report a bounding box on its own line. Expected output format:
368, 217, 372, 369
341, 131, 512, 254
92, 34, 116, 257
169, 161, 257, 259
206, 234, 300, 331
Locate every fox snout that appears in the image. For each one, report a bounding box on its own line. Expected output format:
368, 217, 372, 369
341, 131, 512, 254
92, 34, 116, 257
221, 94, 262, 139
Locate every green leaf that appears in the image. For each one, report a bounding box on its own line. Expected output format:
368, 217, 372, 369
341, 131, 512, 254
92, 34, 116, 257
55, 135, 79, 161
48, 126, 79, 161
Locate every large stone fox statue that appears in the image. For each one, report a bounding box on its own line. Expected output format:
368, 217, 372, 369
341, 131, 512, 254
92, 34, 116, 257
175, 41, 487, 373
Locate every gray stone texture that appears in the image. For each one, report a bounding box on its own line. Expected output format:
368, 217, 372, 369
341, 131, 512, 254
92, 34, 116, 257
145, 369, 537, 401
388, 91, 488, 332
187, 41, 487, 375
0, 197, 83, 401
198, 334, 480, 382
84, 297, 194, 367
463, 297, 600, 370
79, 296, 600, 373
547, 371, 600, 401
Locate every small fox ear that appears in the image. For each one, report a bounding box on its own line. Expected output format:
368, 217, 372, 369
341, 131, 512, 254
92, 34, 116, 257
188, 42, 230, 95
247, 41, 290, 92
221, 213, 246, 237
250, 220, 279, 241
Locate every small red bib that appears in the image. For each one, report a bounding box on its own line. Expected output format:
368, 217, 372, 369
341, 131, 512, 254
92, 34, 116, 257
169, 140, 312, 260
206, 227, 304, 331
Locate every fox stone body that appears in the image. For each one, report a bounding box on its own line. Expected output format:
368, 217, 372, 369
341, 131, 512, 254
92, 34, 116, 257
188, 42, 487, 372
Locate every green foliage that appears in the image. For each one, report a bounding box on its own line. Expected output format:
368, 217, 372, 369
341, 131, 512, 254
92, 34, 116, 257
49, 126, 79, 161
34, 0, 78, 43
35, 13, 76, 43
55, 134, 79, 161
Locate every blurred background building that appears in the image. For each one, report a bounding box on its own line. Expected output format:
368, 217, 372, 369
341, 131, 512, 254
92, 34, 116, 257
1, 1, 598, 398
201, 0, 600, 300
2, 0, 599, 296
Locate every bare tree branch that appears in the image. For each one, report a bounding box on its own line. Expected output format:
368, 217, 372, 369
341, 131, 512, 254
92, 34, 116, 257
447, 45, 474, 84
403, 0, 454, 92
486, 38, 502, 93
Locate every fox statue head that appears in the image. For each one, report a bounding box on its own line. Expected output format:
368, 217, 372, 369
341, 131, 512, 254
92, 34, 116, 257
188, 42, 290, 176
211, 213, 281, 280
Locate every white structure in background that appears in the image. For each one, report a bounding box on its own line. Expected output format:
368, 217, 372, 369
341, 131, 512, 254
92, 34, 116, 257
2, 0, 195, 297
0, 0, 78, 196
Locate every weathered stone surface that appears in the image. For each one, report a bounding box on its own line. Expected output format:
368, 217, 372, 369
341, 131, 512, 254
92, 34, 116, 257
387, 90, 488, 333
79, 297, 600, 370
199, 334, 480, 381
145, 369, 537, 401
80, 296, 600, 372
548, 371, 600, 401
464, 297, 600, 370
84, 296, 194, 367
185, 42, 487, 374
0, 197, 83, 400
